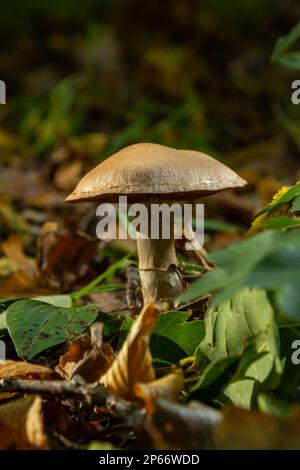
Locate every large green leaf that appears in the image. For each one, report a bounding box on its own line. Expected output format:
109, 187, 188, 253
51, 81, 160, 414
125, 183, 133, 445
6, 300, 99, 359
120, 310, 205, 365
292, 195, 300, 213
180, 230, 300, 319
277, 320, 300, 402
32, 295, 73, 308
151, 311, 205, 364
257, 393, 292, 420
191, 288, 282, 408
0, 296, 73, 335
96, 311, 125, 337
261, 216, 300, 230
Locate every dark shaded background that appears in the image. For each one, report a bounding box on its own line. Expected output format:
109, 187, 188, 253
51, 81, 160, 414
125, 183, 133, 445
0, 0, 300, 292
1, 2, 300, 451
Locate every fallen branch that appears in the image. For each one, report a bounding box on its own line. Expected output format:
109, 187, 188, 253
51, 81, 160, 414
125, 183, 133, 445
0, 376, 145, 428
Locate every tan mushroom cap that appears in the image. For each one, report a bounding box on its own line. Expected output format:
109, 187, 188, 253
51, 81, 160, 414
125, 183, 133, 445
66, 143, 247, 203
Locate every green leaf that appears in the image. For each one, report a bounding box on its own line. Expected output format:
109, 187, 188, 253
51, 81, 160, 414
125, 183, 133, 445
180, 230, 300, 319
276, 52, 300, 70
256, 182, 300, 217
0, 298, 71, 334
261, 216, 300, 230
120, 310, 205, 365
191, 357, 239, 396
0, 298, 22, 312
292, 195, 300, 213
6, 300, 99, 360
32, 295, 73, 308
272, 22, 300, 70
151, 311, 205, 364
96, 311, 125, 337
0, 299, 21, 335
277, 322, 300, 402
276, 285, 300, 321
0, 311, 7, 334
191, 288, 282, 409
257, 393, 291, 420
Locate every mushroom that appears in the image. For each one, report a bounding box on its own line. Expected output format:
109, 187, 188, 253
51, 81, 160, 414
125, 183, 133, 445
66, 143, 246, 307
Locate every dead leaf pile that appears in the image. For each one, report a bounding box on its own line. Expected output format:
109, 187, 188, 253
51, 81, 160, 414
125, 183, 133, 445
37, 221, 99, 291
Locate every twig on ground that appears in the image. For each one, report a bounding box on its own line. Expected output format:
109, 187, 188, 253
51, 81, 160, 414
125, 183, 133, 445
0, 376, 145, 429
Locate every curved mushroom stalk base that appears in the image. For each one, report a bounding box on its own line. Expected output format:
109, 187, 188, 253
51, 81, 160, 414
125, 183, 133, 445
139, 268, 184, 308
137, 237, 185, 309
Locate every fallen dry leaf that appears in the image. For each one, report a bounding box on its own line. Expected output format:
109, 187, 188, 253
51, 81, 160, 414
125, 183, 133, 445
0, 395, 48, 449
56, 324, 115, 382
0, 257, 17, 277
69, 133, 107, 157
135, 369, 184, 409
100, 303, 160, 399
37, 221, 99, 290
89, 290, 128, 313
54, 160, 83, 192
0, 270, 43, 297
0, 167, 65, 208
0, 360, 54, 380
0, 234, 40, 297
0, 195, 28, 236
0, 361, 55, 402
2, 234, 35, 270
71, 323, 115, 382
56, 333, 91, 380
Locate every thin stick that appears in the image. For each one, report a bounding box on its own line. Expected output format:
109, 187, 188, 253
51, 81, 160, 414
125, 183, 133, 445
0, 377, 145, 428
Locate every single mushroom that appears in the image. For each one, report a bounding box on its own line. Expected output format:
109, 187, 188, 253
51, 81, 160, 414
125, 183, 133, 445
66, 143, 246, 307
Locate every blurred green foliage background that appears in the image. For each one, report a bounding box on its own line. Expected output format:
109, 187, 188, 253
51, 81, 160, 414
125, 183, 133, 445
0, 0, 299, 170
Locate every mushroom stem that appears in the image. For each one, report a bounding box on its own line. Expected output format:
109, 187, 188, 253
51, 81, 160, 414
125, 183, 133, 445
137, 236, 184, 308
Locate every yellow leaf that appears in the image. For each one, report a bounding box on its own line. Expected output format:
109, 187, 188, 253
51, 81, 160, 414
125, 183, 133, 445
100, 303, 160, 399
135, 369, 184, 410
0, 395, 48, 449
248, 185, 291, 235
2, 234, 36, 271
0, 360, 54, 380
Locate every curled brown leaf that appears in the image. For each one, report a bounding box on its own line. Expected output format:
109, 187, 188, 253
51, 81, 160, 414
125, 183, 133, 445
56, 323, 115, 382
100, 303, 160, 400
